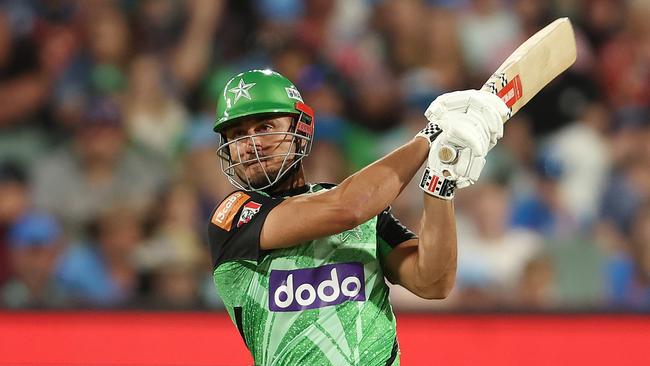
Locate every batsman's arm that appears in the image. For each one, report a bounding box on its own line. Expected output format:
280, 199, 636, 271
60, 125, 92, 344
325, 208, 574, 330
382, 197, 456, 299
379, 89, 508, 299
260, 136, 430, 249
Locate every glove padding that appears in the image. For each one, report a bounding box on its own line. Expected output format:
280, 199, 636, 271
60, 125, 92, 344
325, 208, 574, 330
419, 90, 508, 196
419, 131, 488, 198
429, 131, 487, 190
425, 89, 508, 154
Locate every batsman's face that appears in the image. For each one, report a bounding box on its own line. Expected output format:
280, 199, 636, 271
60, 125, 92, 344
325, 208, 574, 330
224, 115, 296, 188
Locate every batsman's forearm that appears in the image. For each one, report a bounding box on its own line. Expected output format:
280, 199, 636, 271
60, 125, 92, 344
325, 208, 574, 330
334, 137, 429, 224
415, 195, 457, 297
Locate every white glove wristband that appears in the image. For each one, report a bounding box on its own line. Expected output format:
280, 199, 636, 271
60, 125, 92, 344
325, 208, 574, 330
419, 166, 456, 200
416, 122, 456, 199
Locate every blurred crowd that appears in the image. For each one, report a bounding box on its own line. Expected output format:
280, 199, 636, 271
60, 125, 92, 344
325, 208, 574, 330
0, 0, 648, 311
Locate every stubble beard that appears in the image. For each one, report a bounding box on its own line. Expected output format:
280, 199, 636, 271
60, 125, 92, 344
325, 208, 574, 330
231, 138, 299, 189
239, 157, 286, 189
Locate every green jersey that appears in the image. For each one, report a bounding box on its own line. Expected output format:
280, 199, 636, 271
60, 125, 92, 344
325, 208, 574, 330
208, 184, 415, 365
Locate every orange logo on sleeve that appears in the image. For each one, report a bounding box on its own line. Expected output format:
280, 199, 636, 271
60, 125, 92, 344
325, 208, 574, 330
211, 192, 251, 231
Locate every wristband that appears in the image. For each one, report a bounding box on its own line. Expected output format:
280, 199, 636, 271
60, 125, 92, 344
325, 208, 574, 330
419, 166, 456, 200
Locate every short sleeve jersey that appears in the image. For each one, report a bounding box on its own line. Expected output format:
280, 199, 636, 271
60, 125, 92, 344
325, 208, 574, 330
208, 183, 416, 366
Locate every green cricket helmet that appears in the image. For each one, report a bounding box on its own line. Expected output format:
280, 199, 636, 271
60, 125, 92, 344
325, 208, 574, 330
214, 69, 315, 192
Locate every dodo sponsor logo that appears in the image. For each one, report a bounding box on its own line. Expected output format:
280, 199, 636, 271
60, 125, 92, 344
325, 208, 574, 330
269, 262, 366, 312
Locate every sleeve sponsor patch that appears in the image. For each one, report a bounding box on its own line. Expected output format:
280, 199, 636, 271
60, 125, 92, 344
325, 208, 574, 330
212, 192, 250, 231
237, 201, 262, 228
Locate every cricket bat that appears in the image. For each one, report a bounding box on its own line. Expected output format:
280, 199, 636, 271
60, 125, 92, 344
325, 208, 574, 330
438, 17, 577, 164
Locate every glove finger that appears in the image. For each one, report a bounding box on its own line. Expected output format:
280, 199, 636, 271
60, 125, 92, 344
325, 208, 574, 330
472, 90, 510, 122
465, 100, 502, 137
452, 148, 472, 177
467, 155, 486, 182
466, 94, 508, 142
465, 108, 494, 149
455, 149, 485, 182
484, 106, 504, 138
437, 117, 450, 131
424, 99, 447, 122
444, 124, 488, 156
488, 139, 497, 152
462, 106, 501, 151
439, 91, 471, 111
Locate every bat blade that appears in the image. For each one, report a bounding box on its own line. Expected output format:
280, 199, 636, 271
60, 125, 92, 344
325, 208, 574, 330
481, 17, 577, 120
437, 18, 577, 165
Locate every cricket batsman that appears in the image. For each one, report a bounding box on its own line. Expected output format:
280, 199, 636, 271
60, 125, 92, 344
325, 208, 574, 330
209, 69, 507, 365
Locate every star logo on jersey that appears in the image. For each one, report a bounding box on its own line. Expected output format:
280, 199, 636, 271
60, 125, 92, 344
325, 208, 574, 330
228, 79, 256, 104
337, 227, 363, 243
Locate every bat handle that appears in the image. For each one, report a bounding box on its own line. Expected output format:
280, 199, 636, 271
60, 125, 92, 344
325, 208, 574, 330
438, 144, 459, 164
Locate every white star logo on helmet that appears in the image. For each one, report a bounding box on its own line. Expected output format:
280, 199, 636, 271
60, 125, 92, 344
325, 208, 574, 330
228, 79, 256, 104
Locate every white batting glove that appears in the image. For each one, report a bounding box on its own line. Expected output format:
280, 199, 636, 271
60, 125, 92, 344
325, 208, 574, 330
420, 131, 488, 198
415, 122, 458, 199
425, 89, 508, 153
419, 90, 508, 197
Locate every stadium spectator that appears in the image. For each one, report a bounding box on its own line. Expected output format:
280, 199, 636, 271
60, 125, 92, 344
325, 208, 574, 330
597, 0, 650, 110
1, 212, 67, 308
0, 12, 49, 128
0, 0, 648, 313
124, 54, 189, 160
516, 254, 557, 309
55, 206, 145, 307
547, 102, 611, 226
605, 204, 650, 308
53, 4, 131, 111
0, 163, 31, 286
455, 182, 542, 307
32, 98, 168, 238
510, 151, 579, 238
134, 182, 208, 309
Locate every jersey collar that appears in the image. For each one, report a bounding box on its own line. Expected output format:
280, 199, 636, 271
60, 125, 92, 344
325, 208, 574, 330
267, 182, 336, 198
269, 184, 311, 197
